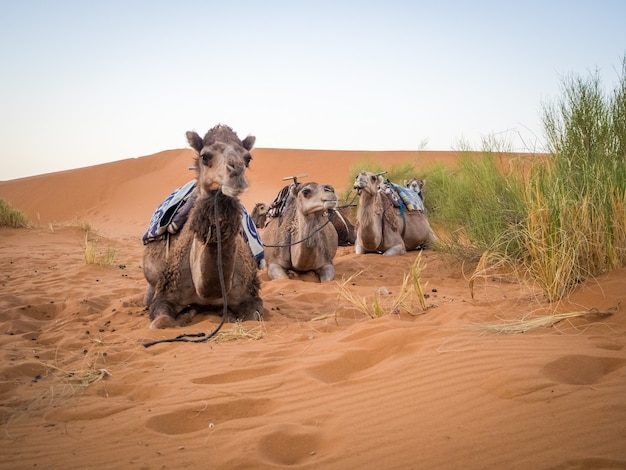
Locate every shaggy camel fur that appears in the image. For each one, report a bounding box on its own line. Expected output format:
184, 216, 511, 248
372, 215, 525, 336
263, 182, 339, 282
354, 171, 436, 256
143, 125, 262, 329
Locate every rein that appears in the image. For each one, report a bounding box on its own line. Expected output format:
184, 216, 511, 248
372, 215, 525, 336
143, 190, 228, 348
262, 215, 333, 248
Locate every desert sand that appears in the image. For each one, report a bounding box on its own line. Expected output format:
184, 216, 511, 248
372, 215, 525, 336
0, 145, 625, 469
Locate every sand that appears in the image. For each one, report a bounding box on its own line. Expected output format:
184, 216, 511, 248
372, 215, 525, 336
0, 145, 625, 469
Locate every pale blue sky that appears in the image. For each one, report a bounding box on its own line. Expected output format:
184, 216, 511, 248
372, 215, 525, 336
1, 1, 624, 180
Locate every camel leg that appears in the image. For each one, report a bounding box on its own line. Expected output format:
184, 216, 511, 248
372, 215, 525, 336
355, 243, 365, 255
150, 314, 179, 329
383, 244, 406, 256
317, 264, 335, 282
267, 263, 290, 280
143, 284, 155, 308
233, 297, 264, 321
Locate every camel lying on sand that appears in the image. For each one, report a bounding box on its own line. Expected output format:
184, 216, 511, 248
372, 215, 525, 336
256, 198, 355, 246
143, 124, 263, 328
262, 182, 339, 282
353, 171, 436, 256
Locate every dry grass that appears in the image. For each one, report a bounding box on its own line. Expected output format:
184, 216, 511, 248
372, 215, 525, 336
214, 320, 265, 341
335, 254, 429, 318
478, 308, 615, 334
84, 231, 117, 266
0, 198, 30, 228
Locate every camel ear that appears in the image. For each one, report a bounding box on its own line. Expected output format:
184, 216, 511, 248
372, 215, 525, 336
242, 135, 256, 151
186, 131, 203, 152
403, 179, 408, 186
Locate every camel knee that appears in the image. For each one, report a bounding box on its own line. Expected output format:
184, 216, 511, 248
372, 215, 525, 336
150, 314, 179, 329
318, 265, 335, 282
383, 245, 406, 256
267, 264, 289, 280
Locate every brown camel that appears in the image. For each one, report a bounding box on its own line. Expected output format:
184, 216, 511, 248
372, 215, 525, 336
255, 198, 355, 246
251, 202, 268, 228
329, 207, 356, 246
143, 124, 262, 329
353, 171, 436, 256
262, 182, 339, 282
404, 177, 426, 200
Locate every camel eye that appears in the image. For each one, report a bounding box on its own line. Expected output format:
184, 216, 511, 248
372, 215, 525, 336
200, 152, 213, 165
302, 188, 311, 198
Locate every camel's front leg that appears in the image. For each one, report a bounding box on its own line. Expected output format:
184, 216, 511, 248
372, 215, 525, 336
317, 264, 335, 282
383, 244, 406, 256
355, 243, 365, 255
267, 263, 290, 280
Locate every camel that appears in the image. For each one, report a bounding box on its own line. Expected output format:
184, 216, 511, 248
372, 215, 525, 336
353, 171, 436, 256
262, 182, 339, 282
329, 207, 356, 246
404, 177, 426, 200
251, 202, 268, 228
255, 198, 355, 245
142, 124, 262, 329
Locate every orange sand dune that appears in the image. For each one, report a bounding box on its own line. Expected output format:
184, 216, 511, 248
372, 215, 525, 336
0, 146, 625, 469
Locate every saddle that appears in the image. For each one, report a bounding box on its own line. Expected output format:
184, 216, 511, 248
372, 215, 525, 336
382, 181, 425, 214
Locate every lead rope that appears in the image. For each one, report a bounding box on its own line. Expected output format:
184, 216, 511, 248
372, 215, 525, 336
143, 190, 228, 348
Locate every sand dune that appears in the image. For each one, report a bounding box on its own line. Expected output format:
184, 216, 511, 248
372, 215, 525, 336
1, 145, 625, 469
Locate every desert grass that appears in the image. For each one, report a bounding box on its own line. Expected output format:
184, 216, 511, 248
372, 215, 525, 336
0, 198, 30, 228
214, 320, 265, 342
83, 230, 117, 266
478, 308, 615, 334
335, 253, 429, 318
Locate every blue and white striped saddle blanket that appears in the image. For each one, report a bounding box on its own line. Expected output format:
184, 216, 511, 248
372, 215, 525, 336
142, 180, 264, 266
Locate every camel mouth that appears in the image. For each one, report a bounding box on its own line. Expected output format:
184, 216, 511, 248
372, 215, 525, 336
322, 199, 338, 210
220, 185, 246, 198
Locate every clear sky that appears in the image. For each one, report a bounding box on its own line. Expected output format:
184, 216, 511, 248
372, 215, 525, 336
1, 1, 625, 180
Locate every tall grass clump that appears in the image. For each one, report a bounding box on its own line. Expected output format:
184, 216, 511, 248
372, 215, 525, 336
525, 58, 626, 300
0, 198, 30, 228
421, 152, 527, 259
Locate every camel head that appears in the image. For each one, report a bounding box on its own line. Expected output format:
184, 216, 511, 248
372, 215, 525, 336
354, 171, 384, 195
186, 124, 256, 198
291, 182, 338, 216
404, 178, 425, 200
253, 202, 268, 215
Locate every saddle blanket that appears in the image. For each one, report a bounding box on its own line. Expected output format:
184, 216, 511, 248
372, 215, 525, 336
384, 182, 425, 212
142, 180, 265, 266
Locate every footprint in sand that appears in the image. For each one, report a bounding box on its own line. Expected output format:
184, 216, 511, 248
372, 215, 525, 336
541, 354, 625, 385
192, 365, 281, 385
483, 354, 626, 401
257, 423, 323, 466
145, 397, 275, 435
